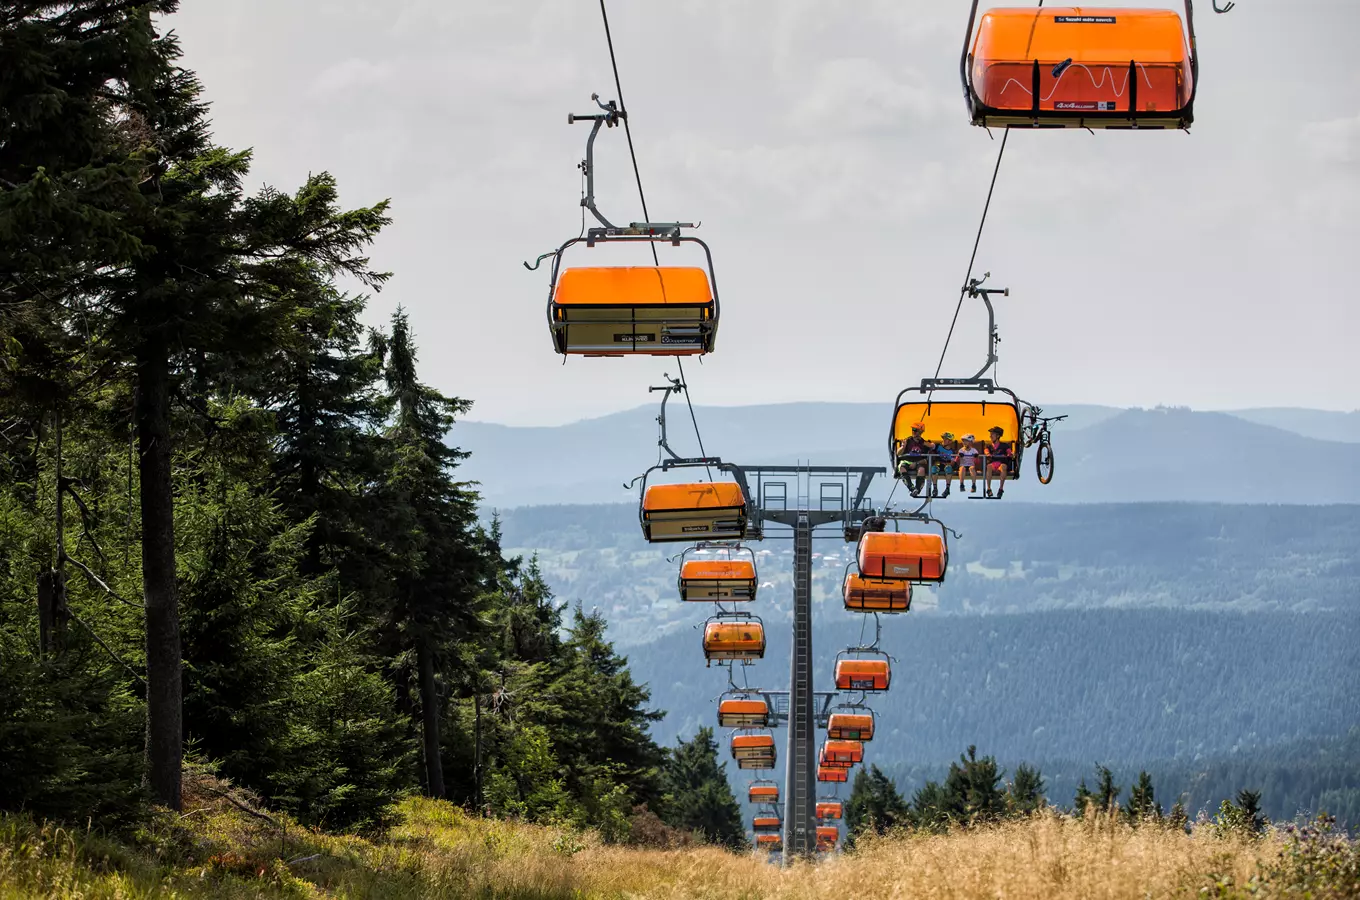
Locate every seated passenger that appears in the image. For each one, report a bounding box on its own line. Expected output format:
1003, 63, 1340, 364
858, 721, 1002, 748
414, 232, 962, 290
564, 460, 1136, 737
983, 425, 1012, 498
956, 434, 981, 494
896, 422, 929, 495
931, 432, 958, 498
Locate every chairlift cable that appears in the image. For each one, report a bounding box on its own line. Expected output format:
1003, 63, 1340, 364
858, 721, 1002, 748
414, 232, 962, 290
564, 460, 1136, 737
599, 0, 712, 480
931, 128, 1010, 385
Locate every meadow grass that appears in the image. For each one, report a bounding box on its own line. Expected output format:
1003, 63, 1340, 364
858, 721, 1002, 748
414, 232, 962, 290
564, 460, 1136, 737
0, 778, 1345, 899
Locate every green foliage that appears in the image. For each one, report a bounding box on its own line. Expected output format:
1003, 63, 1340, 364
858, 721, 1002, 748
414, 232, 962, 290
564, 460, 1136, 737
1007, 763, 1046, 817
848, 765, 911, 839
1124, 771, 1162, 823
0, 2, 667, 840
658, 727, 746, 849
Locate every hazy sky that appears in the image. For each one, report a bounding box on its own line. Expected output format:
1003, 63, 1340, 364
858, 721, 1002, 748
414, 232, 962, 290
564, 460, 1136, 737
171, 1, 1359, 425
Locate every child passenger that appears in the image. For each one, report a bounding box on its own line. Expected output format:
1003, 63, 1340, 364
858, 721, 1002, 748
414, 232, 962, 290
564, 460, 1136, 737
956, 434, 981, 493
931, 432, 958, 498
983, 425, 1012, 498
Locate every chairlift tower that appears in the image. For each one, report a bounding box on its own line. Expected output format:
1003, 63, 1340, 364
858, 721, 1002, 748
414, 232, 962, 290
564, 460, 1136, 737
727, 463, 883, 860
632, 381, 884, 860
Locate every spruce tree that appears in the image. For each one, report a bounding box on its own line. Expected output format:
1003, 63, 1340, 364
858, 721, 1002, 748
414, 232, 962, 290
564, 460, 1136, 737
659, 727, 746, 848
1095, 765, 1121, 814
1007, 762, 1046, 817
943, 745, 1007, 824
847, 764, 910, 838
1124, 771, 1161, 823
373, 307, 481, 798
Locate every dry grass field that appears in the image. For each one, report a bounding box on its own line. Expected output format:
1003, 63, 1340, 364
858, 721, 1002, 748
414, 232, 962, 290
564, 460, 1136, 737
0, 778, 1353, 899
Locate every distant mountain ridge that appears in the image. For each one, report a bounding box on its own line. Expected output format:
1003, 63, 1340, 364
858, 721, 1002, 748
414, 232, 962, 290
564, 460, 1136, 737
455, 403, 1360, 507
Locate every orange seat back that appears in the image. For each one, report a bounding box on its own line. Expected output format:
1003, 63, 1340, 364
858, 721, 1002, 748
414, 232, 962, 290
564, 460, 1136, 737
643, 482, 744, 513
753, 816, 782, 832
553, 266, 712, 307
749, 785, 780, 803
971, 8, 1191, 116
822, 740, 864, 766
756, 834, 782, 848
835, 658, 891, 692
704, 621, 766, 659
817, 765, 849, 783
815, 826, 839, 843
816, 801, 844, 820
827, 713, 875, 741
859, 531, 946, 582
718, 698, 770, 727
843, 571, 912, 612
680, 558, 757, 601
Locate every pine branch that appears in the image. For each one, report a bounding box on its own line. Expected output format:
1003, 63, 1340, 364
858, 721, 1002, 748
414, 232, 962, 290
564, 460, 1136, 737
65, 554, 143, 609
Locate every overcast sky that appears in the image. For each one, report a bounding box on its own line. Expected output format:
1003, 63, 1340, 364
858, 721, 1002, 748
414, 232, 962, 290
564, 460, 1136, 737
171, 1, 1359, 425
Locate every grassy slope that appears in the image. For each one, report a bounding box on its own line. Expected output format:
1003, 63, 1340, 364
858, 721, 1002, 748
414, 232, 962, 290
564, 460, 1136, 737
0, 778, 1324, 900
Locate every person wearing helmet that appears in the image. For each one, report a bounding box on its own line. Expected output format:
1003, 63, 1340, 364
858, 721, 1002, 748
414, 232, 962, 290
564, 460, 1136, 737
931, 431, 959, 498
896, 422, 930, 496
983, 425, 1013, 498
956, 433, 981, 494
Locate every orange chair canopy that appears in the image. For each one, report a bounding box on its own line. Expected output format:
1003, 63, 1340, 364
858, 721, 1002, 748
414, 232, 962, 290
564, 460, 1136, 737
843, 571, 912, 613
969, 8, 1193, 126
718, 698, 770, 728
704, 621, 766, 661
553, 266, 712, 307
815, 826, 839, 842
549, 266, 716, 356
816, 801, 844, 820
818, 765, 849, 783
643, 482, 745, 514
679, 558, 758, 602
858, 531, 946, 583
731, 734, 776, 753
894, 399, 1021, 447
752, 816, 782, 833
821, 740, 865, 767
827, 712, 875, 741
749, 784, 780, 803
835, 658, 891, 692
756, 834, 783, 848
642, 482, 747, 543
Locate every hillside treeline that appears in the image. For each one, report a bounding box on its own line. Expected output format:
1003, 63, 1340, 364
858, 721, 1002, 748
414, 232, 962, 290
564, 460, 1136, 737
0, 2, 751, 839
496, 502, 1360, 620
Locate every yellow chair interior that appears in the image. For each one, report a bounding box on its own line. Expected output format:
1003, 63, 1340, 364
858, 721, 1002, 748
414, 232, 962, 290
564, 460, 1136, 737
893, 399, 1022, 477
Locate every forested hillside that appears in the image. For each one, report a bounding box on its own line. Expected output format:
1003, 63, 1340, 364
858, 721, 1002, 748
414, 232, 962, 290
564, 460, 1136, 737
496, 502, 1360, 644
0, 4, 708, 844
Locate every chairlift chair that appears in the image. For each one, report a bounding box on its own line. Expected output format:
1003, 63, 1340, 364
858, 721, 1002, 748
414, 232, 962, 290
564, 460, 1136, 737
752, 815, 783, 834
816, 800, 845, 821
820, 739, 865, 769
730, 731, 777, 764
678, 543, 758, 602
961, 4, 1204, 130
815, 825, 839, 851
642, 481, 748, 543
818, 765, 849, 784
842, 563, 912, 613
890, 274, 1060, 497
718, 694, 771, 728
755, 833, 783, 851
834, 648, 892, 693
857, 526, 948, 585
826, 707, 877, 741
703, 614, 766, 664
748, 781, 780, 805
528, 95, 720, 356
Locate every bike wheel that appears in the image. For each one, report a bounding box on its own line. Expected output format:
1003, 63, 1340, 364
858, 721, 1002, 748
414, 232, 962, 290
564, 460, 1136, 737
1036, 438, 1055, 485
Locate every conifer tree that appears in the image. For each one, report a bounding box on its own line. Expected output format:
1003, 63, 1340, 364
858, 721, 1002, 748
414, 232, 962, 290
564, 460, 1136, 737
1095, 765, 1121, 814
943, 745, 1007, 824
847, 764, 910, 838
1007, 762, 1046, 816
1124, 770, 1161, 823
373, 308, 481, 798
659, 727, 746, 848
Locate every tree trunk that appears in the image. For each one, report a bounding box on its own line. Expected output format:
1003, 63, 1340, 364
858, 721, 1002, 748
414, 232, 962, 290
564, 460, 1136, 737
137, 342, 182, 810
474, 689, 483, 811
417, 637, 445, 799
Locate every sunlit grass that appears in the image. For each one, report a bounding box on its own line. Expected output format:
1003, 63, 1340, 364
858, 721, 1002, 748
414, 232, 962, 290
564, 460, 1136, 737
0, 776, 1318, 899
